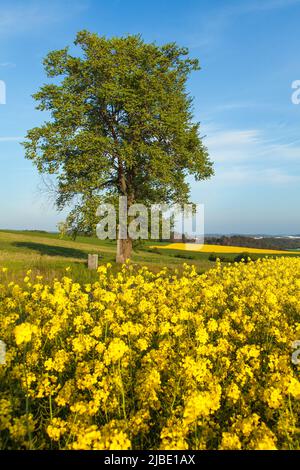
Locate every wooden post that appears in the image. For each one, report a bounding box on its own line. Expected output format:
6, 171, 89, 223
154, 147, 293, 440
88, 254, 99, 270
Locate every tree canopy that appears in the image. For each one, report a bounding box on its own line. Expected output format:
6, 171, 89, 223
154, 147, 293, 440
23, 30, 213, 261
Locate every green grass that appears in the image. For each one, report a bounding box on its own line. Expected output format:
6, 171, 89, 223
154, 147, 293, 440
0, 229, 298, 284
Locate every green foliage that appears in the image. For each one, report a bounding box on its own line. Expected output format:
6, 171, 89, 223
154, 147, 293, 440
23, 31, 213, 235
175, 253, 194, 260
234, 252, 254, 263
208, 253, 232, 263
132, 238, 146, 250
145, 246, 162, 255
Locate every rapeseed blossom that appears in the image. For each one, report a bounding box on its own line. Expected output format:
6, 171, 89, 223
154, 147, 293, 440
1, 258, 300, 449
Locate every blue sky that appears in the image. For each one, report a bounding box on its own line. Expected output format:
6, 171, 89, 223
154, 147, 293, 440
0, 0, 300, 234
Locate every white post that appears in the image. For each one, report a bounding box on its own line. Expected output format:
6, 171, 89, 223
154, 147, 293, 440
88, 254, 99, 270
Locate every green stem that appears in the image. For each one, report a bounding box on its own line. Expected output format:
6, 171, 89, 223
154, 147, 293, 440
23, 347, 33, 449
49, 394, 53, 420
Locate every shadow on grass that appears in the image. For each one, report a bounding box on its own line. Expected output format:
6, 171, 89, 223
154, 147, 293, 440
12, 242, 88, 259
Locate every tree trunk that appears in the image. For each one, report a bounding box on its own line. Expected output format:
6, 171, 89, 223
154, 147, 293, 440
116, 237, 132, 263
115, 163, 134, 263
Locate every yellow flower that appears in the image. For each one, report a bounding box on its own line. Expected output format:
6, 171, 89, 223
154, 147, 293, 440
1, 257, 300, 449
255, 436, 277, 450
14, 323, 38, 346
47, 418, 67, 441
220, 432, 242, 450
227, 383, 241, 403
286, 378, 300, 399
263, 388, 283, 409
104, 338, 129, 365
183, 386, 221, 423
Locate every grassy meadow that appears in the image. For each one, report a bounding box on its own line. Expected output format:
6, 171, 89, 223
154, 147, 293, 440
0, 229, 299, 283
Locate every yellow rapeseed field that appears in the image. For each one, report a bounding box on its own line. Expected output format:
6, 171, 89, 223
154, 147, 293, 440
1, 258, 300, 450
152, 242, 300, 254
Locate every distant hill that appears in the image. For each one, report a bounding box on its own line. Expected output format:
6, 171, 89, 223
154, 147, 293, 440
205, 235, 300, 251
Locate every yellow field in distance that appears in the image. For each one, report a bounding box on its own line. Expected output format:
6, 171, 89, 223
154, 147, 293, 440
151, 243, 300, 255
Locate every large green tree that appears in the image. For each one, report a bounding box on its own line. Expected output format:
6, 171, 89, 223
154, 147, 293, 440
24, 31, 213, 262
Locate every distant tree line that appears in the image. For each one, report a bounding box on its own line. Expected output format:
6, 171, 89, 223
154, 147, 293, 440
205, 235, 300, 251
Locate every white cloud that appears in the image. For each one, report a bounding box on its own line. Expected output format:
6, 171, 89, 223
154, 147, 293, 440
206, 129, 260, 147
0, 62, 16, 68
212, 102, 256, 112
259, 142, 300, 160
203, 124, 300, 164
203, 127, 261, 163
263, 168, 300, 183
218, 167, 300, 185
0, 136, 23, 142
201, 124, 300, 186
